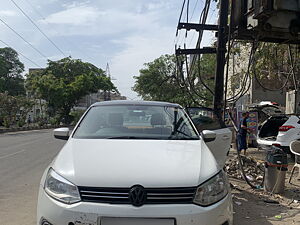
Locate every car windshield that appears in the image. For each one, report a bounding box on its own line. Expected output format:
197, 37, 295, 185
73, 104, 199, 140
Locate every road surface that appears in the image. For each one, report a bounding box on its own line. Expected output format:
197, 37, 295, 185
0, 129, 66, 225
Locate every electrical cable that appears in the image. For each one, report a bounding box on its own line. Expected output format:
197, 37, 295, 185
176, 0, 187, 37
184, 53, 212, 100
189, 0, 200, 21
288, 44, 298, 91
174, 0, 214, 105
23, 0, 46, 20
252, 44, 295, 92
226, 42, 257, 102
196, 54, 214, 95
223, 0, 235, 114
175, 54, 209, 107
0, 17, 48, 59
189, 0, 211, 73
175, 55, 186, 88
184, 0, 213, 95
186, 0, 189, 38
225, 41, 252, 102
10, 0, 66, 57
22, 0, 95, 62
0, 39, 42, 68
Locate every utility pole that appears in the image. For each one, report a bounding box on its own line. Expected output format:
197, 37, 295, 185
213, 0, 229, 121
176, 0, 230, 122
104, 63, 116, 101
105, 63, 111, 101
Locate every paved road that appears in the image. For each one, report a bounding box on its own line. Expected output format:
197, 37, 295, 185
0, 129, 66, 225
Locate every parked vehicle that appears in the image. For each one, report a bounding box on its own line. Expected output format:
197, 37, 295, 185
248, 102, 283, 125
37, 100, 233, 225
257, 115, 300, 154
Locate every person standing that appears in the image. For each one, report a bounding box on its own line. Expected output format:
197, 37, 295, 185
27, 115, 31, 125
237, 112, 250, 155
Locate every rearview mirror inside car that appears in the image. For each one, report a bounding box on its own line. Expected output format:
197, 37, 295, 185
53, 127, 70, 140
201, 130, 217, 142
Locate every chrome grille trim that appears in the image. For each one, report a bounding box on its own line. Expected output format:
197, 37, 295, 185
78, 186, 197, 204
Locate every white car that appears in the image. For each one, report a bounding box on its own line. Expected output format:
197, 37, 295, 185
37, 101, 233, 225
257, 115, 300, 153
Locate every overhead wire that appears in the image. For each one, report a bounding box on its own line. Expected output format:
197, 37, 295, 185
175, 0, 214, 105
0, 39, 42, 68
187, 0, 202, 48
0, 17, 48, 59
176, 0, 187, 37
10, 0, 66, 57
23, 0, 46, 20
288, 44, 298, 91
188, 0, 213, 95
252, 44, 295, 92
226, 42, 258, 103
22, 0, 95, 62
189, 0, 211, 73
184, 52, 212, 100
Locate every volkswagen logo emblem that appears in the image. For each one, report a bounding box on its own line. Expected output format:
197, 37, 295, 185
129, 185, 147, 207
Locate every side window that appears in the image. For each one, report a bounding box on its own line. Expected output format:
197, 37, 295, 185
186, 107, 223, 132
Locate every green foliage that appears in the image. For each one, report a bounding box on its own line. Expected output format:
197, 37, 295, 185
49, 117, 60, 126
3, 117, 11, 128
193, 54, 216, 106
70, 109, 85, 125
17, 119, 25, 127
133, 55, 191, 106
0, 92, 34, 127
0, 47, 25, 96
26, 57, 116, 124
133, 54, 215, 107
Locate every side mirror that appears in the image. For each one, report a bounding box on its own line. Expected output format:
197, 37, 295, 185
53, 127, 70, 140
202, 130, 216, 142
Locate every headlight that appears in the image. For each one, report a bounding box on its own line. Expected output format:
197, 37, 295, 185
44, 168, 81, 204
193, 170, 229, 206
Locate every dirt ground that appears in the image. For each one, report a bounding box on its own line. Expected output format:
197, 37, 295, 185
229, 148, 300, 225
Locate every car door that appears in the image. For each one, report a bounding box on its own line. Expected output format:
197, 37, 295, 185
186, 107, 232, 168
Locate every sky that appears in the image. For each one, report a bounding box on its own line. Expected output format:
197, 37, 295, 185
0, 0, 218, 99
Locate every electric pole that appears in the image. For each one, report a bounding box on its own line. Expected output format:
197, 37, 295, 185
105, 63, 112, 101
176, 0, 230, 122
213, 0, 229, 122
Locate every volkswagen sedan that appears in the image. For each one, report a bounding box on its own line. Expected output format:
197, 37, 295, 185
37, 100, 233, 225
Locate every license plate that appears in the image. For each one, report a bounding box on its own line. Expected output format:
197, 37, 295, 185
100, 217, 175, 225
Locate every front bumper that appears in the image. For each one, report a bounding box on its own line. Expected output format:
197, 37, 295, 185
37, 185, 233, 225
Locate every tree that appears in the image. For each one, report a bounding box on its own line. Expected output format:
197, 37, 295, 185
133, 54, 215, 107
26, 57, 116, 124
0, 92, 33, 127
0, 47, 25, 96
133, 55, 190, 106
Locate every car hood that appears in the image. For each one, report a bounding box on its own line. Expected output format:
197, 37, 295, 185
52, 139, 218, 188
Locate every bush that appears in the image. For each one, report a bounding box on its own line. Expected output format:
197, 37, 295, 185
3, 117, 10, 128
70, 110, 85, 125
49, 117, 60, 126
17, 119, 25, 127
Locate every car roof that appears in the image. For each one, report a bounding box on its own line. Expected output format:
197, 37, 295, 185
91, 100, 181, 108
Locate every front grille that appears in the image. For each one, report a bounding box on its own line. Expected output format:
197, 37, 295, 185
78, 186, 197, 205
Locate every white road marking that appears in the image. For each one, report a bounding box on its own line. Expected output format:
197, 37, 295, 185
0, 149, 26, 160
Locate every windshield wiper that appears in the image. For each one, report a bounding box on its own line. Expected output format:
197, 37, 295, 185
104, 136, 159, 139
168, 136, 199, 140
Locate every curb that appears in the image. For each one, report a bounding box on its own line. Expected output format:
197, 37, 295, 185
0, 125, 59, 134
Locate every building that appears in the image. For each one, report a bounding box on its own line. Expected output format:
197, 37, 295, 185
74, 91, 127, 110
